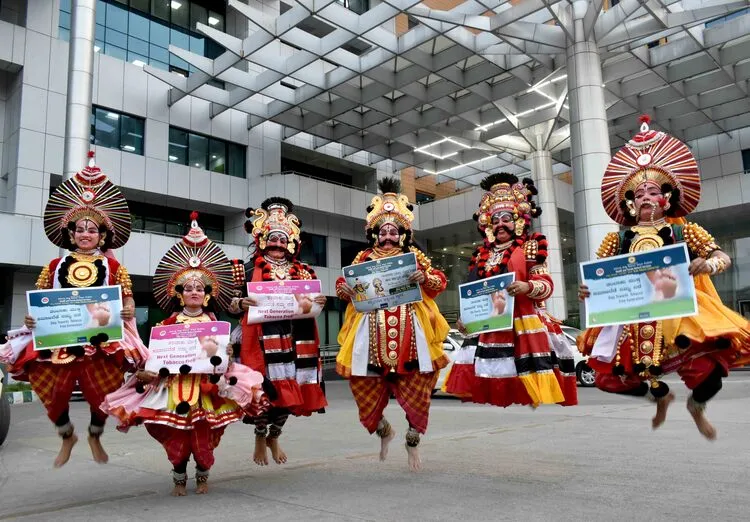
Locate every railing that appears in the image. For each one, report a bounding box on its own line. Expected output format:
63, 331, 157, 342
260, 170, 378, 194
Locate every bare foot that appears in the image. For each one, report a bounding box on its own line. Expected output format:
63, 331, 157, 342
267, 437, 287, 464
88, 435, 109, 464
379, 429, 395, 461
406, 444, 422, 472
253, 436, 269, 466
196, 481, 209, 494
54, 434, 78, 468
688, 403, 717, 441
171, 484, 187, 497
652, 392, 675, 430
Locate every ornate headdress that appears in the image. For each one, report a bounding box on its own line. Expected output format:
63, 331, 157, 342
601, 115, 701, 224
245, 197, 301, 255
43, 152, 131, 249
365, 177, 414, 232
474, 173, 541, 242
153, 212, 235, 313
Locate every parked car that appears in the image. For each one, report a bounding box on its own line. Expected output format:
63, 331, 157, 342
0, 366, 10, 446
434, 326, 596, 394
560, 326, 596, 387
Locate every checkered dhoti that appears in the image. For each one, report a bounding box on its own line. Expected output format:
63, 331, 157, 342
349, 372, 438, 434
27, 355, 124, 424
145, 422, 225, 470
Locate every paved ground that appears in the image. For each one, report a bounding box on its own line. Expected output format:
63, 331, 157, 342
2, 375, 750, 521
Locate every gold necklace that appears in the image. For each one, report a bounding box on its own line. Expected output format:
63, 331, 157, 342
65, 252, 104, 287
264, 256, 291, 280
630, 220, 669, 252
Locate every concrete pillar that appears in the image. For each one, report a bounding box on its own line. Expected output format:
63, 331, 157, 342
566, 2, 617, 262
63, 0, 96, 180
529, 150, 567, 319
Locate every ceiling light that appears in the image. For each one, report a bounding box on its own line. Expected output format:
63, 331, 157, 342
194, 163, 201, 167
132, 60, 146, 67
208, 16, 219, 26
106, 112, 119, 120
170, 1, 182, 9
122, 145, 135, 152
169, 155, 178, 161
443, 247, 447, 251
211, 155, 217, 159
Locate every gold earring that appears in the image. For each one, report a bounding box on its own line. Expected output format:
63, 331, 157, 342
398, 235, 405, 247
485, 228, 495, 244
178, 294, 185, 306
203, 295, 210, 307
98, 238, 105, 247
287, 243, 295, 254
626, 200, 637, 217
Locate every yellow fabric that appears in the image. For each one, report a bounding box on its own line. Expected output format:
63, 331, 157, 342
336, 290, 450, 378
518, 372, 565, 406
168, 374, 202, 408
513, 315, 544, 334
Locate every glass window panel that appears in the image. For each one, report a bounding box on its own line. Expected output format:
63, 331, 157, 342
150, 60, 169, 71
208, 139, 226, 174
106, 2, 128, 32
169, 54, 189, 71
95, 0, 106, 25
170, 27, 190, 50
93, 108, 121, 150
190, 35, 205, 55
299, 233, 327, 267
227, 143, 246, 178
207, 10, 223, 31
131, 215, 145, 231
191, 4, 208, 31
59, 11, 71, 30
150, 20, 169, 47
188, 133, 208, 169
168, 127, 189, 165
144, 219, 165, 233
58, 28, 70, 41
171, 0, 189, 28
152, 0, 170, 21
105, 44, 128, 61
60, 0, 72, 13
205, 228, 224, 242
128, 11, 149, 40
120, 114, 145, 155
127, 51, 149, 67
149, 43, 170, 63
95, 23, 105, 41
205, 39, 223, 59
105, 27, 128, 49
130, 0, 150, 14
128, 36, 149, 57
165, 222, 182, 236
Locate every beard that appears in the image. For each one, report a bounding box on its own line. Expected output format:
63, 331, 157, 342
378, 239, 399, 248
493, 225, 514, 241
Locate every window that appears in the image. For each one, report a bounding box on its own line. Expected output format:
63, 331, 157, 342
59, 0, 225, 73
299, 233, 327, 267
341, 238, 368, 267
129, 201, 225, 241
705, 7, 749, 28
742, 149, 750, 173
90, 106, 145, 154
336, 0, 369, 15
415, 191, 435, 203
169, 126, 246, 178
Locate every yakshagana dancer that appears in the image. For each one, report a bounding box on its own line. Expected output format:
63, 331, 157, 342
102, 213, 270, 495
336, 177, 449, 472
447, 173, 578, 408
0, 152, 147, 467
229, 198, 327, 466
578, 115, 750, 439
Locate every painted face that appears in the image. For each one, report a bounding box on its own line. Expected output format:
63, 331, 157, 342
73, 219, 103, 250
634, 181, 664, 221
182, 279, 206, 308
491, 212, 514, 242
378, 223, 400, 248
266, 232, 289, 259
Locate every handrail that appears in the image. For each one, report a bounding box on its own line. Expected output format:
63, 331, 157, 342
260, 170, 378, 194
